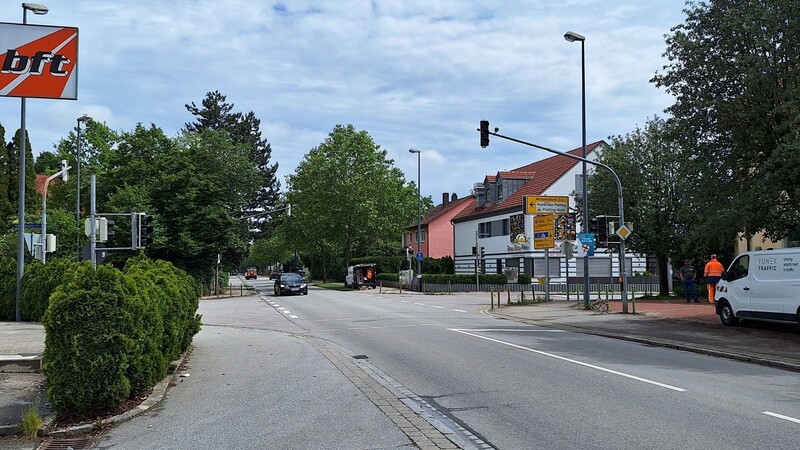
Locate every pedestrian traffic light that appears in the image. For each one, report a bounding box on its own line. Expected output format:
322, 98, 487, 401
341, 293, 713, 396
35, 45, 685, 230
138, 214, 154, 248
596, 215, 608, 245
480, 120, 490, 148
588, 217, 598, 234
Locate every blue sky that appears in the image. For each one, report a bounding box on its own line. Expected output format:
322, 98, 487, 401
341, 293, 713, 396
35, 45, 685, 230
0, 1, 687, 203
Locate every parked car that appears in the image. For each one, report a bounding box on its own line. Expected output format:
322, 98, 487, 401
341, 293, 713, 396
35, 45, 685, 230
274, 273, 308, 296
244, 267, 258, 280
269, 271, 282, 280
345, 263, 377, 289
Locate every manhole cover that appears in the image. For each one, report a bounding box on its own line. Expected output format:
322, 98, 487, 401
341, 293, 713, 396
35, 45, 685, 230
40, 437, 94, 450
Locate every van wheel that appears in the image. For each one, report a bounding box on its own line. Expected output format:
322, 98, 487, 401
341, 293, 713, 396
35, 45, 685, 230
719, 301, 738, 326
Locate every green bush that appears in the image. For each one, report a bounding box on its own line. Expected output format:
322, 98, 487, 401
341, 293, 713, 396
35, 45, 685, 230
0, 256, 16, 321
421, 273, 507, 285
21, 259, 80, 322
42, 257, 201, 417
517, 273, 532, 285
376, 273, 399, 282
42, 263, 136, 415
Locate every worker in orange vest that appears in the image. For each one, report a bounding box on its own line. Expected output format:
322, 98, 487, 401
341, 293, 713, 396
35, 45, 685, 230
704, 254, 725, 303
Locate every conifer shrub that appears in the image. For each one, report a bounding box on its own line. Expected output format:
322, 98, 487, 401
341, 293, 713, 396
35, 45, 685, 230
21, 259, 79, 322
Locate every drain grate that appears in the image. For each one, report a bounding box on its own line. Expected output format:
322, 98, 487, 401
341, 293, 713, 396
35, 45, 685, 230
40, 437, 94, 450
352, 354, 369, 359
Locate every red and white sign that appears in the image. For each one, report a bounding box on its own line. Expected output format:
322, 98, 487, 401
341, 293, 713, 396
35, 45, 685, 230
0, 22, 78, 100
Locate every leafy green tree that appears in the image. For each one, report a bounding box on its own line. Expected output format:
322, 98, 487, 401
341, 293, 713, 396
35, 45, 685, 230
249, 234, 293, 270
589, 117, 727, 294
34, 150, 61, 174
6, 128, 37, 216
185, 91, 280, 237
283, 124, 417, 280
652, 0, 800, 244
0, 124, 13, 227
147, 129, 259, 282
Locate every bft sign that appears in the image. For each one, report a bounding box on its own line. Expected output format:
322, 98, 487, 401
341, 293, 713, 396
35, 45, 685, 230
0, 23, 79, 99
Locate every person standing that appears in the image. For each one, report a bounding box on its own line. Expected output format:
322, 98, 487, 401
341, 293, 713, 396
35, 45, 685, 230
704, 254, 725, 303
680, 260, 699, 303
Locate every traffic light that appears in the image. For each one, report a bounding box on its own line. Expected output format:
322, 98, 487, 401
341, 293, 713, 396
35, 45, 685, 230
588, 217, 598, 234
138, 214, 154, 248
596, 215, 608, 245
479, 120, 490, 148
98, 217, 115, 242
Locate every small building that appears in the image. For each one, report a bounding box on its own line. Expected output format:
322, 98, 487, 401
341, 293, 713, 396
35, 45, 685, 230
404, 192, 474, 259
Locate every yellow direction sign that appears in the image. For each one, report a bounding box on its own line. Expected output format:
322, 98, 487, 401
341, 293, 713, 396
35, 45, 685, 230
523, 195, 569, 215
533, 214, 555, 249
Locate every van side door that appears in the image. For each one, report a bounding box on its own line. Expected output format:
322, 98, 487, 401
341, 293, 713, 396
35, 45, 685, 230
724, 255, 751, 315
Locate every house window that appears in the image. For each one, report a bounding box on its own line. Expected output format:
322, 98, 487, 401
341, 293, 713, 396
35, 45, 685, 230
478, 219, 511, 238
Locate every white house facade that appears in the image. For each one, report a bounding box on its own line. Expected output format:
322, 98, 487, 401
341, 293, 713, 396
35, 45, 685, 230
451, 141, 649, 285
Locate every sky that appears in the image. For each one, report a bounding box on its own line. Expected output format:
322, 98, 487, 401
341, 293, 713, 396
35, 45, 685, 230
0, 1, 688, 204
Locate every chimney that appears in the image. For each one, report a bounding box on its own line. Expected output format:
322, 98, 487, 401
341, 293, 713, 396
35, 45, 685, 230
451, 193, 458, 202
442, 193, 449, 205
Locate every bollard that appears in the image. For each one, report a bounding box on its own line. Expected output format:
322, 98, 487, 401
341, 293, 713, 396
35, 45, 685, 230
507, 290, 510, 306
490, 290, 494, 309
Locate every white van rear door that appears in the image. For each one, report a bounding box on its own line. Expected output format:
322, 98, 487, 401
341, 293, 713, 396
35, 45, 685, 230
725, 255, 752, 314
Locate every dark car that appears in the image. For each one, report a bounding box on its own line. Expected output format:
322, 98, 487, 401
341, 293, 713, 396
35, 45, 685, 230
269, 271, 282, 280
244, 267, 258, 280
274, 273, 308, 296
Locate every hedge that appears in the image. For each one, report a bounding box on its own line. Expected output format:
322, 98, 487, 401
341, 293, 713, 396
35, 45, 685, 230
421, 274, 508, 285
21, 259, 80, 322
42, 257, 201, 417
0, 257, 16, 321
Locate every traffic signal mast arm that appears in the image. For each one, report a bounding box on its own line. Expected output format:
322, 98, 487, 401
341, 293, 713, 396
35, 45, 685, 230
479, 124, 626, 240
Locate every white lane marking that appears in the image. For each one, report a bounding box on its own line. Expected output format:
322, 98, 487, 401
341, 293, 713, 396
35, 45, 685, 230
464, 328, 564, 333
289, 315, 299, 319
453, 309, 468, 313
431, 305, 446, 309
415, 303, 425, 306
401, 300, 410, 303
449, 328, 686, 392
763, 411, 800, 424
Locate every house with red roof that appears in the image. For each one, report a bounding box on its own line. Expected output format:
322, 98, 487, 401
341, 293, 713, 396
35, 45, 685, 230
451, 141, 647, 281
405, 192, 474, 259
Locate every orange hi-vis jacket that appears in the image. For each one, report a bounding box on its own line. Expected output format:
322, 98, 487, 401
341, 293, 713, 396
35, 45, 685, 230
704, 258, 724, 278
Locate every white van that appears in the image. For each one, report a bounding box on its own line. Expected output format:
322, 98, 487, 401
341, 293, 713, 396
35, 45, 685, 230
716, 248, 800, 326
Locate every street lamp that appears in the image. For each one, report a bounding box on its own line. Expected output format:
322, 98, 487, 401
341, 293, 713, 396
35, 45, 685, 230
15, 2, 49, 322
564, 30, 591, 309
76, 115, 90, 256
409, 148, 421, 291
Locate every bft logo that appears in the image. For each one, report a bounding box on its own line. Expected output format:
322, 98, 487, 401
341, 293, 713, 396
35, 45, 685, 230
1, 49, 71, 77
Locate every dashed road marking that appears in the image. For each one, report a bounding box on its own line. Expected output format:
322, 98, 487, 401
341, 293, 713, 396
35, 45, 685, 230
453, 309, 467, 313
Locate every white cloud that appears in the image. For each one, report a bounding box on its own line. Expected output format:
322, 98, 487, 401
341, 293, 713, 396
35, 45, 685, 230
0, 0, 686, 203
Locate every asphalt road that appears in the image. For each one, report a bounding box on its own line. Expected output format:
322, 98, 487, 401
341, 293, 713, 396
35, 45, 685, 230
96, 278, 800, 449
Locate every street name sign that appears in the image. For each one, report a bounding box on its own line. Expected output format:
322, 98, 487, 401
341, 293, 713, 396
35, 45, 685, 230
523, 195, 569, 215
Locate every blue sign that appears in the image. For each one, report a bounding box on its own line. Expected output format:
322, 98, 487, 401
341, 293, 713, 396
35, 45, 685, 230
416, 252, 424, 261
533, 232, 550, 238
578, 233, 595, 257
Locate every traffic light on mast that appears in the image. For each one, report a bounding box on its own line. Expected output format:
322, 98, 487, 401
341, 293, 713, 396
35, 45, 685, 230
138, 214, 154, 248
479, 120, 490, 148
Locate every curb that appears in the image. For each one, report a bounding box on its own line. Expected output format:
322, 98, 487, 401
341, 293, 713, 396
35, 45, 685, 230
43, 350, 190, 438
0, 355, 43, 373
485, 309, 800, 373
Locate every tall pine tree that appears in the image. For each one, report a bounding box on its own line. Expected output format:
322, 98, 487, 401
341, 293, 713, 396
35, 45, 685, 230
185, 91, 280, 237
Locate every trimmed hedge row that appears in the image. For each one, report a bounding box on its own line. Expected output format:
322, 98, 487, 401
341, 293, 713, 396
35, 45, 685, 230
42, 256, 201, 416
421, 274, 508, 285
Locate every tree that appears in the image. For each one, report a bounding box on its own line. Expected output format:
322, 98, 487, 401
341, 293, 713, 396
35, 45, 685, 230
147, 129, 260, 281
0, 124, 13, 227
283, 124, 417, 280
185, 91, 280, 237
6, 128, 37, 216
652, 0, 800, 244
34, 151, 61, 175
588, 117, 729, 294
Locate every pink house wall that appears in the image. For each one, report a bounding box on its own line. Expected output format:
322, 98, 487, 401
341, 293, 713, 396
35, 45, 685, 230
424, 200, 472, 259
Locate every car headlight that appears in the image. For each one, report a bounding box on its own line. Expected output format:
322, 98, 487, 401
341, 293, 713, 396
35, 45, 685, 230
300, 283, 307, 288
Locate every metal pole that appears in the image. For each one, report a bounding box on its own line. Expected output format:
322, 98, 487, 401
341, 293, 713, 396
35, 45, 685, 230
90, 175, 97, 268
15, 8, 30, 322
416, 151, 421, 291
76, 118, 83, 256
579, 38, 590, 309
